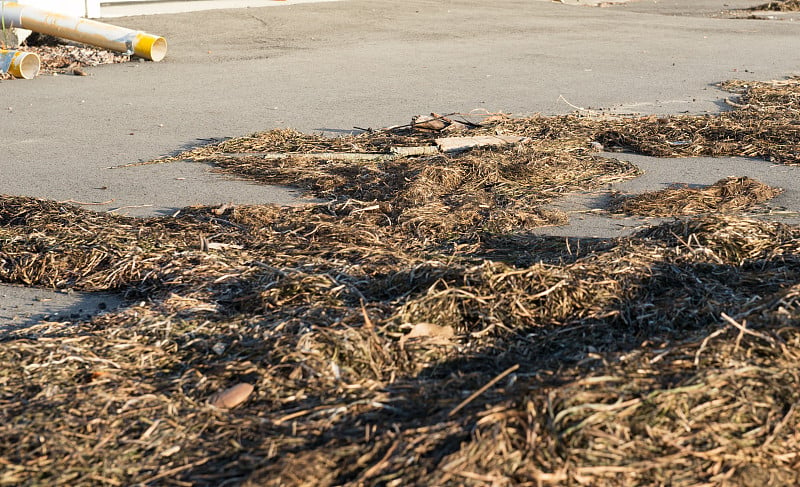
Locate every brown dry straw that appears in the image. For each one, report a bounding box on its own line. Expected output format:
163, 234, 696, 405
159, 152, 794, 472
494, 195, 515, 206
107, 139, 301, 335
609, 176, 783, 217
1, 77, 800, 486
751, 0, 800, 11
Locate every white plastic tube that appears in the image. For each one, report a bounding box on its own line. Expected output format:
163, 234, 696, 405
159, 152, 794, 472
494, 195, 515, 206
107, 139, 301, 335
0, 2, 167, 61
0, 49, 40, 78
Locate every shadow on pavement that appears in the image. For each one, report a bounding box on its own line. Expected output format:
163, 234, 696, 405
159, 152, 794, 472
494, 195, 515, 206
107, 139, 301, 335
0, 284, 125, 331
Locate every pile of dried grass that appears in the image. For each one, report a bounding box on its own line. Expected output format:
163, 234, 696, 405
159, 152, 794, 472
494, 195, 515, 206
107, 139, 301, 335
2, 77, 799, 486
155, 77, 800, 173
169, 134, 639, 241
609, 176, 783, 217
2, 208, 798, 486
486, 78, 800, 165
752, 0, 800, 11
431, 292, 800, 486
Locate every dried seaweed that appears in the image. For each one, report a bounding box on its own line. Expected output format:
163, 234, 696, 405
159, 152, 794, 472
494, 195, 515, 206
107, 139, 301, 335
609, 176, 783, 217
751, 0, 800, 11
156, 77, 800, 171
2, 77, 800, 486
485, 78, 800, 165
2, 205, 798, 486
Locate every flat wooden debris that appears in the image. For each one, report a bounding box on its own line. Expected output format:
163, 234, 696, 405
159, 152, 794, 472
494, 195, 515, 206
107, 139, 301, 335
434, 135, 528, 153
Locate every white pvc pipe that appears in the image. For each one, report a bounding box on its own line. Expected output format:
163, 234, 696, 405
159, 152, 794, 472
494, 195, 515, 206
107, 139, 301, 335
0, 2, 167, 61
0, 49, 40, 78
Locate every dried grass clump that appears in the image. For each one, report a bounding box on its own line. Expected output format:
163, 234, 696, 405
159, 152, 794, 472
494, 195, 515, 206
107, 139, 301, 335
609, 176, 783, 217
589, 78, 800, 164
0, 196, 243, 295
158, 78, 800, 176
752, 0, 800, 11
430, 294, 800, 486
194, 127, 428, 157
2, 78, 800, 486
204, 143, 637, 240
637, 215, 798, 263
473, 78, 800, 165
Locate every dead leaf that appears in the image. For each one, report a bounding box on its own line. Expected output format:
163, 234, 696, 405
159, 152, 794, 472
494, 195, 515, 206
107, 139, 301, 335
209, 383, 254, 409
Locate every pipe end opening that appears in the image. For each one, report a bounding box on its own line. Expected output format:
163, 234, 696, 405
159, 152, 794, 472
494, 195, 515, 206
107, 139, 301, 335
14, 52, 41, 79
148, 36, 168, 62
134, 35, 168, 62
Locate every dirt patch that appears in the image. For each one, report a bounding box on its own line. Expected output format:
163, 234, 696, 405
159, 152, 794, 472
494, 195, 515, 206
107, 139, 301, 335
2, 78, 800, 486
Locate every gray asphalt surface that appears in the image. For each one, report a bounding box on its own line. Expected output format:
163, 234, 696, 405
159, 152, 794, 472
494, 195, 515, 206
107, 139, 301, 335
2, 0, 799, 326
